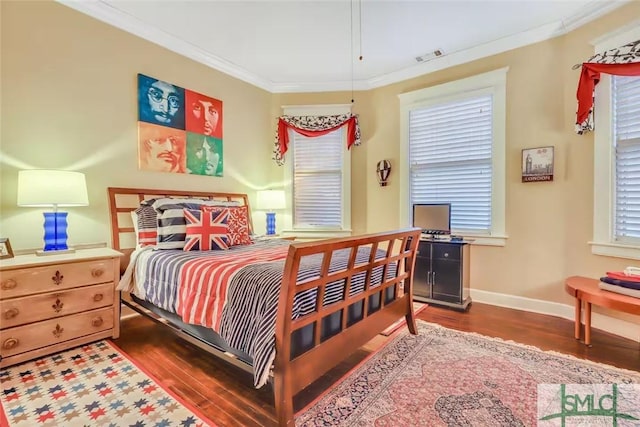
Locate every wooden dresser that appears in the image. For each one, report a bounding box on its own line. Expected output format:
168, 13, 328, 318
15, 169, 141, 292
0, 248, 122, 368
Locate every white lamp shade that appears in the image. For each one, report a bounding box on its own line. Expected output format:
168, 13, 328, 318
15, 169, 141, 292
17, 170, 89, 207
256, 189, 285, 211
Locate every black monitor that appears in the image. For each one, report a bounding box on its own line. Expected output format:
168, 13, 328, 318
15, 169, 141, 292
412, 203, 451, 235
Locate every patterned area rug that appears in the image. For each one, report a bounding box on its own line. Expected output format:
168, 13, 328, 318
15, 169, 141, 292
0, 340, 214, 427
380, 302, 428, 336
296, 321, 640, 426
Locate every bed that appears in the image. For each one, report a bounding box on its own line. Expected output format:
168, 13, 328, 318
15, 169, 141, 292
108, 187, 421, 426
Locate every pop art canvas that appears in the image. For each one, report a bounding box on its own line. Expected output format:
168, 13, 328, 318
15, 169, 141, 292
137, 74, 223, 177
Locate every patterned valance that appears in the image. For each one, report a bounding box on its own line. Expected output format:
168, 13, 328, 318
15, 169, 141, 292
575, 39, 640, 134
272, 114, 361, 165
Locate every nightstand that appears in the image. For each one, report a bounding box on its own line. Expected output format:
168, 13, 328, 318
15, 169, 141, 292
0, 247, 122, 368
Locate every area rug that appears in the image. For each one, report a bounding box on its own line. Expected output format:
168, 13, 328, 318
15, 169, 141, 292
296, 320, 640, 426
380, 302, 428, 336
0, 340, 215, 427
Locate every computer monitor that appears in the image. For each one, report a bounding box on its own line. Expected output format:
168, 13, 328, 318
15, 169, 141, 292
412, 203, 451, 235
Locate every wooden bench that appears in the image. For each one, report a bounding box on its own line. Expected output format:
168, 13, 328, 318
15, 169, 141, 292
565, 276, 640, 346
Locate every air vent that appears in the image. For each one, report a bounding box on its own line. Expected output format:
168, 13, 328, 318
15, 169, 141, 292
415, 49, 444, 63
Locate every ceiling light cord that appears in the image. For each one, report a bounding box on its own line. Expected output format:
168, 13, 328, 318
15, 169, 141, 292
359, 0, 363, 62
350, 0, 363, 104
350, 0, 354, 103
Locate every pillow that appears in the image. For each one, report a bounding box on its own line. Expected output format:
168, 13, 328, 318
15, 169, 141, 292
151, 197, 240, 212
183, 208, 229, 251
202, 205, 252, 246
134, 205, 158, 247
144, 198, 239, 250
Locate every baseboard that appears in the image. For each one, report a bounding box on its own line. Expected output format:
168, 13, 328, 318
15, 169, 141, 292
470, 289, 640, 343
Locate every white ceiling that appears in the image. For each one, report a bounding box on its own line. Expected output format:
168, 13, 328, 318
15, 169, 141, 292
59, 0, 627, 93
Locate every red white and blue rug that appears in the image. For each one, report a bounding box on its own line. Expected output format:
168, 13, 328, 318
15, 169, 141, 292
0, 340, 215, 426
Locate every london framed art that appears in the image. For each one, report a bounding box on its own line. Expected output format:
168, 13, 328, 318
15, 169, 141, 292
522, 146, 554, 182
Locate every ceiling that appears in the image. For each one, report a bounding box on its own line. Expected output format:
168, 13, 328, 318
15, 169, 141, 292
59, 0, 627, 93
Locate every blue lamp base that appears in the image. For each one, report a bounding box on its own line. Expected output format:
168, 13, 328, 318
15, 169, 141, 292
39, 212, 74, 255
265, 212, 276, 235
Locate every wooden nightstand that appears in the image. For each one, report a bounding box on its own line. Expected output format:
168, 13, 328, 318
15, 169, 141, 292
0, 247, 122, 368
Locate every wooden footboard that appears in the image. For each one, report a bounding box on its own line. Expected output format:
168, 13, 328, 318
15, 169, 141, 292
273, 228, 421, 426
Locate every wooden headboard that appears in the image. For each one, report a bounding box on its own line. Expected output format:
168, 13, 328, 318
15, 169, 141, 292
107, 187, 252, 270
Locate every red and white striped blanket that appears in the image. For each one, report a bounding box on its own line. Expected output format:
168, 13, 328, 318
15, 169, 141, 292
176, 244, 290, 330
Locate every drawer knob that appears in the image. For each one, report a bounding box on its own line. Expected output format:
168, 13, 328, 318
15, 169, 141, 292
93, 293, 104, 302
2, 338, 19, 350
4, 308, 19, 320
52, 271, 64, 285
52, 324, 64, 338
91, 269, 104, 278
52, 298, 64, 313
91, 316, 104, 327
1, 279, 17, 290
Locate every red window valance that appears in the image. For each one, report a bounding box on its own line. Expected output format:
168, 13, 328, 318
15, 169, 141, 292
575, 40, 640, 134
272, 114, 361, 165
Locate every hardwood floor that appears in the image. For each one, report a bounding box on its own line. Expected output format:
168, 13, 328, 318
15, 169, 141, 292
114, 302, 640, 427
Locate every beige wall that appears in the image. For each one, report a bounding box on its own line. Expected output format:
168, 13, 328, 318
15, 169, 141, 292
2, 2, 639, 329
1, 0, 280, 250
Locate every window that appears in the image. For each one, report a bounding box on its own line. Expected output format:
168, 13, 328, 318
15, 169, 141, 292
612, 76, 640, 244
591, 24, 640, 259
282, 105, 352, 239
399, 68, 508, 246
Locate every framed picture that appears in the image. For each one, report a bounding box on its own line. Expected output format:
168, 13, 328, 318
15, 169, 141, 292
522, 146, 554, 182
137, 73, 224, 177
0, 238, 14, 259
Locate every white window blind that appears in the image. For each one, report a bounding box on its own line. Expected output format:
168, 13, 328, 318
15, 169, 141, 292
613, 76, 640, 243
292, 129, 343, 228
409, 95, 493, 233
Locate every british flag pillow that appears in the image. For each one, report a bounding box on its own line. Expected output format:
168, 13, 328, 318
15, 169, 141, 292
183, 208, 230, 251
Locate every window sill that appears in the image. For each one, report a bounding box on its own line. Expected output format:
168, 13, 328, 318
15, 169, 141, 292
282, 229, 352, 240
589, 241, 640, 260
461, 234, 508, 247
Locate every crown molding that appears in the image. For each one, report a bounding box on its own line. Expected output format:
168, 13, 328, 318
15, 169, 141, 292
563, 0, 632, 33
57, 0, 274, 92
57, 0, 627, 94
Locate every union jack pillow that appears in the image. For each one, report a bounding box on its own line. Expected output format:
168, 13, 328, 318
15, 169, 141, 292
183, 208, 229, 251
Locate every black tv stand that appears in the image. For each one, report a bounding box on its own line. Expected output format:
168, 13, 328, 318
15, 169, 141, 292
413, 239, 471, 311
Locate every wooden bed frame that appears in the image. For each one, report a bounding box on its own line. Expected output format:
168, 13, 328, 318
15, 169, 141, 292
108, 187, 421, 426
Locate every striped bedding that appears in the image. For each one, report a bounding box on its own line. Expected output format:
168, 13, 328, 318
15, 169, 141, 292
118, 238, 396, 388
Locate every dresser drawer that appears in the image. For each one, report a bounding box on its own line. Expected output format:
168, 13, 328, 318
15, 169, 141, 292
0, 283, 114, 329
0, 307, 113, 358
0, 259, 114, 299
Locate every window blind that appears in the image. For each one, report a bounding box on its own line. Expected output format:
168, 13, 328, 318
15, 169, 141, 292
292, 129, 343, 228
613, 76, 640, 242
409, 95, 493, 233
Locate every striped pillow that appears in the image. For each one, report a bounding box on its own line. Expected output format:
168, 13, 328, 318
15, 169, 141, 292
202, 205, 252, 246
134, 205, 158, 247
151, 198, 240, 212
183, 208, 229, 251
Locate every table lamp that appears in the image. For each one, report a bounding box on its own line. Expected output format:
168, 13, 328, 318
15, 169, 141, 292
17, 170, 89, 255
256, 189, 285, 235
